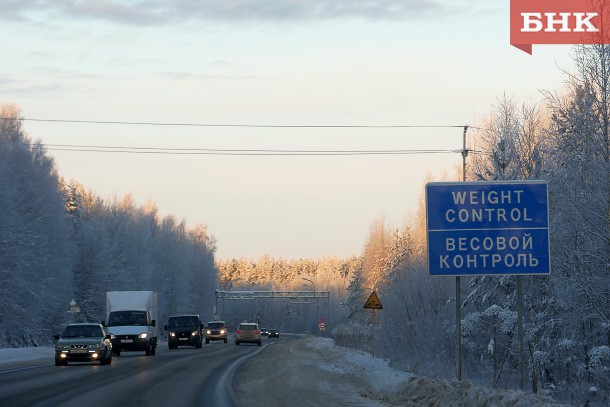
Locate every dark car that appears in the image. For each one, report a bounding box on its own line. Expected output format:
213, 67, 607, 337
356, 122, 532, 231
268, 329, 279, 338
165, 315, 203, 349
235, 322, 262, 346
204, 321, 227, 344
54, 323, 112, 366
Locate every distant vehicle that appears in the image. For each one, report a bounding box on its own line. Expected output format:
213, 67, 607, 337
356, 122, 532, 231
165, 315, 203, 349
260, 328, 269, 336
54, 323, 112, 366
204, 321, 227, 344
268, 329, 279, 338
235, 322, 262, 346
103, 291, 158, 357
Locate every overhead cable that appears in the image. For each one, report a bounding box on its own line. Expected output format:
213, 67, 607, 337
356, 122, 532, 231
42, 144, 462, 156
2, 117, 468, 129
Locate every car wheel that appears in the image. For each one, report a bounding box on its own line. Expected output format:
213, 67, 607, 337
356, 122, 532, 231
257, 341, 261, 346
100, 357, 107, 365
224, 338, 227, 343
235, 341, 239, 345
114, 349, 121, 357
205, 339, 209, 344
55, 359, 62, 366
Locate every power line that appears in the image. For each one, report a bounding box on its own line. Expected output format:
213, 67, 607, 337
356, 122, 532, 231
28, 143, 462, 156
0, 116, 471, 155
2, 116, 468, 129
0, 141, 460, 156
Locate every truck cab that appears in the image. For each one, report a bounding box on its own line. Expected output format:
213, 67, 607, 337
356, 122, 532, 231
105, 310, 157, 356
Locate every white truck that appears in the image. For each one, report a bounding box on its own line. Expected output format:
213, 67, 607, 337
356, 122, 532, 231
103, 291, 158, 357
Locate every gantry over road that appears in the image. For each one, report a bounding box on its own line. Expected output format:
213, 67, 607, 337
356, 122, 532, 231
215, 289, 329, 302
214, 289, 331, 335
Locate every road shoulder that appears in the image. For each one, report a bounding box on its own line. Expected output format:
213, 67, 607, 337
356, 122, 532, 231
233, 336, 387, 406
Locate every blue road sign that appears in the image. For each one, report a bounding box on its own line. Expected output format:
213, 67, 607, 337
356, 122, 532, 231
426, 181, 550, 276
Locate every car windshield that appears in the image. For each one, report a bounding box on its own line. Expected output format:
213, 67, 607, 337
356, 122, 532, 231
62, 325, 103, 338
108, 311, 148, 326
169, 316, 198, 327
208, 322, 225, 329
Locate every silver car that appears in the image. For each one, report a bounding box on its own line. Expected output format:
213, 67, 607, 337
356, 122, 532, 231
235, 322, 262, 346
54, 323, 113, 366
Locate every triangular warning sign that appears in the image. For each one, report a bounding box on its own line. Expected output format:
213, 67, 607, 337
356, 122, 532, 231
363, 291, 383, 310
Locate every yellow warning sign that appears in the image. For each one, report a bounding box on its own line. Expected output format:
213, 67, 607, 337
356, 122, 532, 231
363, 291, 383, 310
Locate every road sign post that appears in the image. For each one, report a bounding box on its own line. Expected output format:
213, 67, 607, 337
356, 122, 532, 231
426, 180, 550, 385
363, 291, 383, 357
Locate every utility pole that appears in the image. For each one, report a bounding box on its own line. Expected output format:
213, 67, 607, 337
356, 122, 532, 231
456, 125, 469, 381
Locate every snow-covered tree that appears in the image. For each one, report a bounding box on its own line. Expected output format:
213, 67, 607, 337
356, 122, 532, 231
0, 105, 73, 346
543, 44, 610, 402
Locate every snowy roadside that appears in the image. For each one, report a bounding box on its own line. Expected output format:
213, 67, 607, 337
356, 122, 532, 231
303, 337, 568, 407
0, 347, 54, 365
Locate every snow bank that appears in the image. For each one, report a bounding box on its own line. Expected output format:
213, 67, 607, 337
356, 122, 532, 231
0, 347, 54, 364
306, 337, 411, 397
305, 337, 568, 407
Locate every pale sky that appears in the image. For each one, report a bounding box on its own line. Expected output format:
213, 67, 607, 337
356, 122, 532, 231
1, 0, 574, 260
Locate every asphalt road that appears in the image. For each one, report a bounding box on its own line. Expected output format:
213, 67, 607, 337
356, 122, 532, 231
0, 337, 275, 407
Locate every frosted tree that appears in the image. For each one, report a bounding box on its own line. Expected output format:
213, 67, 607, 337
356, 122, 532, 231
466, 95, 552, 391
543, 44, 610, 402
186, 223, 218, 318
361, 216, 391, 291
0, 105, 73, 346
462, 305, 517, 388
470, 94, 547, 181
65, 179, 112, 322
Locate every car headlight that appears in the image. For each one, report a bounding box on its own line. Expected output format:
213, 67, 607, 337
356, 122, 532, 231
220, 329, 226, 334
206, 330, 211, 335
191, 331, 197, 336
169, 332, 176, 337
139, 332, 148, 339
